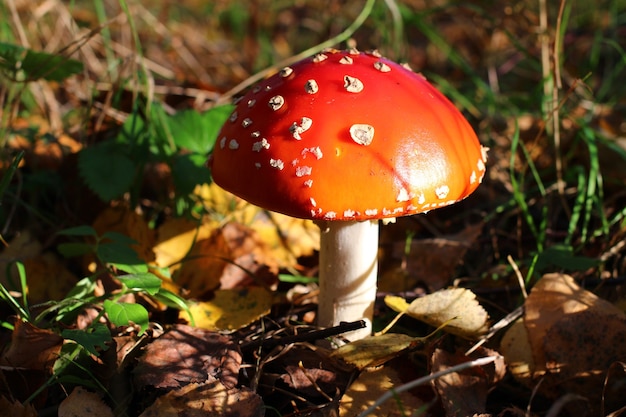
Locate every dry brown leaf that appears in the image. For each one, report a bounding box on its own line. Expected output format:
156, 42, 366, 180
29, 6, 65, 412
0, 231, 77, 303
430, 347, 505, 417
58, 386, 114, 417
502, 273, 626, 408
0, 231, 42, 289
259, 345, 353, 403
340, 357, 427, 417
181, 287, 273, 331
0, 321, 63, 406
175, 222, 274, 297
253, 211, 320, 268
1, 320, 63, 371
386, 288, 489, 339
92, 206, 156, 264
22, 253, 78, 303
524, 273, 624, 378
134, 324, 241, 391
0, 396, 37, 417
196, 183, 319, 270
175, 229, 230, 297
138, 381, 263, 417
380, 223, 482, 292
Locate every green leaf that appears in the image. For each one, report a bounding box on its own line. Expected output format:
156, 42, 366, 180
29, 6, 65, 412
171, 152, 212, 195
168, 105, 234, 154
57, 242, 94, 257
103, 300, 149, 335
117, 273, 162, 295
0, 41, 83, 81
100, 231, 138, 246
78, 142, 136, 201
534, 244, 598, 272
153, 289, 193, 326
96, 242, 148, 274
62, 323, 111, 356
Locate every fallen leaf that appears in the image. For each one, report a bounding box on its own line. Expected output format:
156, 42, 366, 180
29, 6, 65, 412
138, 381, 263, 417
181, 287, 273, 331
0, 231, 77, 303
175, 222, 276, 297
58, 386, 114, 417
21, 252, 78, 303
386, 288, 489, 339
330, 333, 417, 370
502, 273, 626, 409
1, 320, 63, 371
174, 228, 230, 297
0, 396, 37, 417
259, 344, 353, 404
0, 321, 63, 405
134, 324, 241, 391
499, 318, 534, 386
430, 347, 505, 416
340, 357, 427, 417
153, 217, 215, 271
380, 223, 482, 292
523, 273, 625, 379
196, 183, 319, 270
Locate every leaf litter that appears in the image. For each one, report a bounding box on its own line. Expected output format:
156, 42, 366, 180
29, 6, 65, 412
2, 0, 626, 415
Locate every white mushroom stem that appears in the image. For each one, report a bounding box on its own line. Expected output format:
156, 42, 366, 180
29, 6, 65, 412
317, 219, 379, 341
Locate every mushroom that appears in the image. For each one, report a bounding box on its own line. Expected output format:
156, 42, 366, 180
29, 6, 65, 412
209, 49, 487, 341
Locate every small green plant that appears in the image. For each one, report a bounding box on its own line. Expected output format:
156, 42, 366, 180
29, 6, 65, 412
0, 225, 193, 404
77, 101, 234, 213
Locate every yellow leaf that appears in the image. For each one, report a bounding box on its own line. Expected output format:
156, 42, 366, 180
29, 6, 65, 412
400, 288, 489, 339
340, 359, 426, 416
181, 287, 273, 331
195, 183, 319, 270
330, 333, 416, 370
384, 295, 411, 313
153, 217, 216, 270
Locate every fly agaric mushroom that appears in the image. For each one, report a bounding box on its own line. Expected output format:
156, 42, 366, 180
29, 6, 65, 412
209, 48, 487, 341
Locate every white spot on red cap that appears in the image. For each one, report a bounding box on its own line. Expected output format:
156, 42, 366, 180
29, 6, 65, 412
312, 53, 328, 63
228, 139, 239, 150
435, 185, 450, 199
374, 61, 391, 73
290, 117, 313, 140
252, 138, 270, 152
295, 166, 312, 177
349, 124, 375, 145
343, 209, 356, 218
229, 111, 238, 123
242, 118, 253, 128
305, 79, 319, 94
302, 146, 323, 160
339, 56, 353, 65
269, 159, 284, 170
268, 95, 285, 111
344, 75, 364, 93
280, 67, 293, 77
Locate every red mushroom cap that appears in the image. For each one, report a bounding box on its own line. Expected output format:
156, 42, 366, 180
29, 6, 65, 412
210, 49, 487, 221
